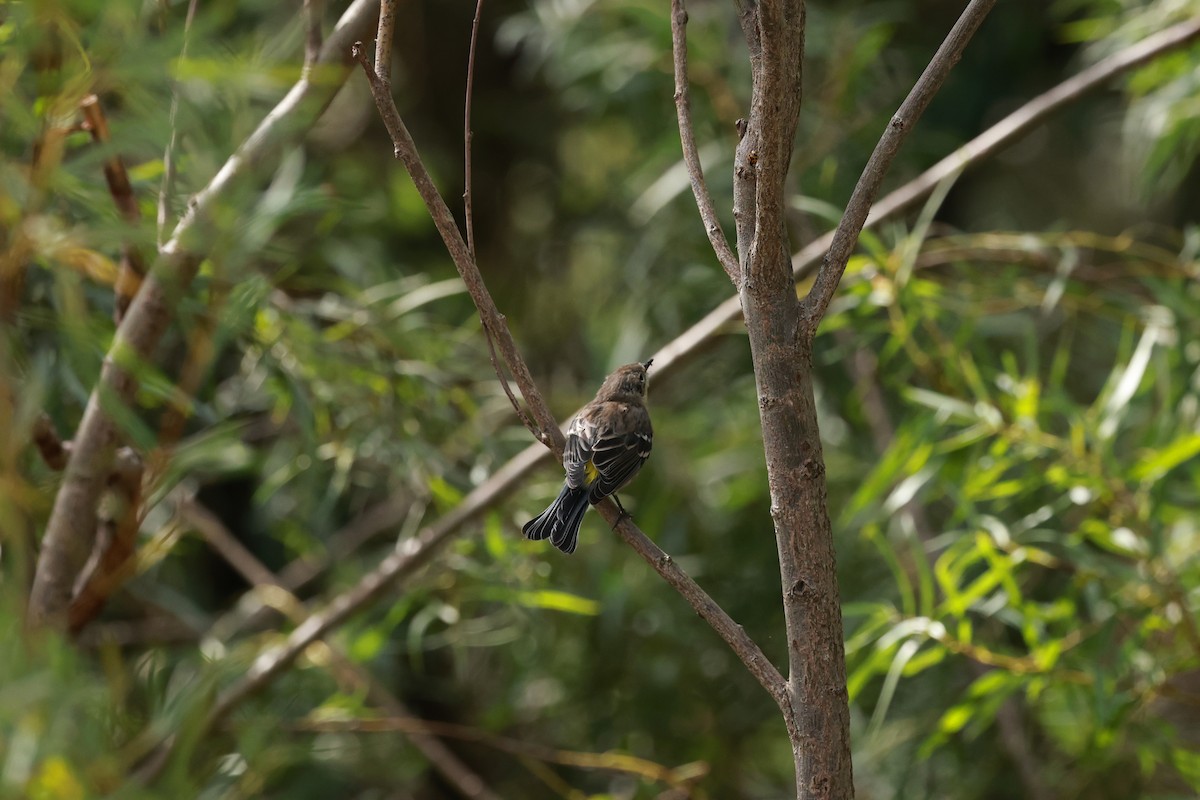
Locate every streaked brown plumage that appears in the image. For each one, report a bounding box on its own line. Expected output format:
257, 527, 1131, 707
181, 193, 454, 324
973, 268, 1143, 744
522, 360, 654, 554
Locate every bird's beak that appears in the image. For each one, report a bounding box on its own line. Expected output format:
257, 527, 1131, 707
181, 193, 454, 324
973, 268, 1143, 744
643, 358, 654, 370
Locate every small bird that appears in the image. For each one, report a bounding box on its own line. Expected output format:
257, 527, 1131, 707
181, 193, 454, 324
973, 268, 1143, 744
523, 360, 654, 554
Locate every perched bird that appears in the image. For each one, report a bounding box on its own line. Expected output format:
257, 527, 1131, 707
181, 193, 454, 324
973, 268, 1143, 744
523, 360, 654, 554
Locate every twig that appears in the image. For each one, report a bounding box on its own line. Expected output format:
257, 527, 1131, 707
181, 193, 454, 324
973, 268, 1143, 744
195, 447, 788, 757
851, 14, 1200, 237
149, 278, 228, 489
67, 448, 144, 632
303, 0, 324, 75
291, 717, 708, 788
29, 0, 383, 628
33, 413, 69, 470
373, 0, 395, 86
187, 444, 543, 753
174, 496, 502, 800
179, 497, 281, 588
463, 0, 483, 261
670, 0, 740, 285
457, 0, 537, 438
351, 38, 554, 447
203, 494, 422, 640
157, 0, 200, 249
277, 493, 415, 590
598, 502, 789, 711
801, 0, 998, 335
80, 95, 146, 323
2, 117, 68, 321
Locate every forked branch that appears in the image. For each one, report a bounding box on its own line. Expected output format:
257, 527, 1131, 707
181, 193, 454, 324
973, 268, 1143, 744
801, 0, 999, 335
670, 0, 740, 285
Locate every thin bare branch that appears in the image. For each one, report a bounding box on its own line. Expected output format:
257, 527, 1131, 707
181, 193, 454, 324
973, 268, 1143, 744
171, 462, 525, 771
184, 448, 787, 773
854, 14, 1200, 237
33, 413, 68, 470
457, 0, 537, 437
303, 0, 324, 74
670, 0, 740, 285
351, 38, 556, 448
373, 0, 395, 86
292, 717, 707, 788
157, 0, 200, 249
80, 95, 145, 322
201, 494, 422, 641
175, 496, 502, 800
801, 0, 998, 335
597, 501, 789, 711
66, 447, 143, 633
278, 493, 416, 590
464, 0, 483, 260
165, 494, 724, 796
29, 0, 383, 628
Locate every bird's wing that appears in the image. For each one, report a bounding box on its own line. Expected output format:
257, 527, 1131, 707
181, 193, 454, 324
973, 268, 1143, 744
588, 407, 652, 501
563, 413, 596, 490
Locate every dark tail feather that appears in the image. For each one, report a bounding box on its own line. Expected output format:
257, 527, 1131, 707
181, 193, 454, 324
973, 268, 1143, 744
522, 483, 590, 554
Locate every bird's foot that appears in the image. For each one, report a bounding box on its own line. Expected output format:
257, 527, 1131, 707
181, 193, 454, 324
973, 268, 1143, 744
610, 494, 632, 530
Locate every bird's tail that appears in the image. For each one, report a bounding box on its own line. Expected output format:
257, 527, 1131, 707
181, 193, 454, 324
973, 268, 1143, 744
522, 483, 590, 554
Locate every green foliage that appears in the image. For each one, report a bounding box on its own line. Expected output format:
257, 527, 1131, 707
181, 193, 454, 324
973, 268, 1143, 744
1057, 0, 1200, 194
835, 223, 1200, 797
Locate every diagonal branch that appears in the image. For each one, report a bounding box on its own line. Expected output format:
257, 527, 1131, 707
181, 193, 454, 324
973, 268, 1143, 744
597, 500, 789, 711
178, 496, 502, 800
157, 0, 200, 249
302, 0, 324, 75
351, 40, 556, 450
28, 0, 383, 628
193, 446, 786, 750
373, 0, 395, 84
848, 14, 1200, 238
79, 94, 145, 323
463, 0, 484, 261
292, 717, 707, 788
458, 0, 536, 437
670, 0, 740, 285
801, 0, 998, 335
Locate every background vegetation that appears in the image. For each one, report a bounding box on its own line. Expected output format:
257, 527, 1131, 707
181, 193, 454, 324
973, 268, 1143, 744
3, 0, 1200, 797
